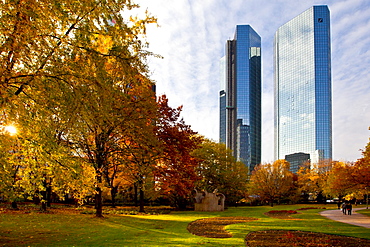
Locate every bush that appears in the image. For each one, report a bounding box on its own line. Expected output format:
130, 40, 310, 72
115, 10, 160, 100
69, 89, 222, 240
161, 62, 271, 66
297, 207, 325, 210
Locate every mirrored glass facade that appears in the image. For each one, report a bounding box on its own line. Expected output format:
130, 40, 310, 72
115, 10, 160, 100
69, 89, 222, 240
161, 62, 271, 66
274, 6, 332, 164
220, 25, 261, 171
219, 57, 227, 144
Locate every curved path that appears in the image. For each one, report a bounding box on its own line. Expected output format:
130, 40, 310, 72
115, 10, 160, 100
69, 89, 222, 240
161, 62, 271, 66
319, 207, 370, 228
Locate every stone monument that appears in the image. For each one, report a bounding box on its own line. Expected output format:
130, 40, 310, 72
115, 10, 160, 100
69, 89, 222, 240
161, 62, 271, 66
194, 189, 225, 211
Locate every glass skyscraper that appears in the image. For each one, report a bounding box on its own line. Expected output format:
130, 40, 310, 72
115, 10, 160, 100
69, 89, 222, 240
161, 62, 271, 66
220, 25, 261, 172
274, 6, 332, 165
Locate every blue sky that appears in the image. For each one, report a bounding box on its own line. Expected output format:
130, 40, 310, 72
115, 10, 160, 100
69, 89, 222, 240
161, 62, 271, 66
135, 0, 370, 163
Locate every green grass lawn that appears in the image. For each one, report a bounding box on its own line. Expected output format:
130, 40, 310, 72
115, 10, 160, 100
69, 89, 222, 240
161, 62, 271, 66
0, 204, 369, 246
358, 207, 370, 217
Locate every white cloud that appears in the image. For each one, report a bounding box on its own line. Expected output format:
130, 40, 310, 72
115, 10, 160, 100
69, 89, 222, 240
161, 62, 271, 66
136, 0, 370, 162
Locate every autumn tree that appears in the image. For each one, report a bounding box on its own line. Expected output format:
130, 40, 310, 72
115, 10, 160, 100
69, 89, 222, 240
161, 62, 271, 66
103, 151, 133, 207
98, 80, 158, 209
1, 0, 158, 217
116, 95, 201, 211
1, 0, 156, 103
296, 162, 313, 201
352, 138, 370, 201
154, 95, 202, 209
0, 117, 96, 211
120, 113, 162, 212
155, 95, 198, 204
248, 160, 295, 206
297, 160, 334, 202
322, 161, 353, 201
192, 139, 249, 205
325, 136, 370, 202
47, 56, 157, 217
0, 124, 23, 209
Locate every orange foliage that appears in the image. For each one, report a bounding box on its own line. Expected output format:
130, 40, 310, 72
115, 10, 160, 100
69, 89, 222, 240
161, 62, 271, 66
154, 95, 202, 198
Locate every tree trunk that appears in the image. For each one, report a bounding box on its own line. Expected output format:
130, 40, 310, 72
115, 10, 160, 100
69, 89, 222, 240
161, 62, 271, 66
46, 184, 52, 207
11, 201, 18, 209
139, 188, 145, 213
134, 183, 138, 207
95, 187, 103, 217
34, 195, 40, 205
41, 201, 47, 211
40, 189, 47, 211
111, 186, 117, 208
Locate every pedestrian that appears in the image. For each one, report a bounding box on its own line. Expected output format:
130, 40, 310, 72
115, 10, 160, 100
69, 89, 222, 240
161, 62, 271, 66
337, 201, 341, 209
347, 203, 352, 215
342, 202, 347, 215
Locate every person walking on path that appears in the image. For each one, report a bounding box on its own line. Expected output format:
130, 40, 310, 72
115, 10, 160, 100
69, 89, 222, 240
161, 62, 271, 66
320, 207, 370, 228
342, 202, 347, 215
347, 203, 352, 215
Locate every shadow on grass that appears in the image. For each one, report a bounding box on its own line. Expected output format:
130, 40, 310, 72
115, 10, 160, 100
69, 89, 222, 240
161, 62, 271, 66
187, 217, 258, 238
1, 204, 370, 246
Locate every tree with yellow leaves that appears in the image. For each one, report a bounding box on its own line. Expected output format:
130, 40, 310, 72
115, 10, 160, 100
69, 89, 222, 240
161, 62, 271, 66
297, 160, 333, 203
248, 160, 295, 206
1, 0, 158, 217
192, 139, 249, 205
0, 117, 96, 210
353, 137, 370, 200
325, 137, 370, 202
1, 0, 156, 103
0, 124, 24, 209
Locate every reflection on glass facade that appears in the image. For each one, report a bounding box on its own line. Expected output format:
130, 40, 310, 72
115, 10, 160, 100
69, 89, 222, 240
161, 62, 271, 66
274, 6, 332, 164
219, 25, 261, 171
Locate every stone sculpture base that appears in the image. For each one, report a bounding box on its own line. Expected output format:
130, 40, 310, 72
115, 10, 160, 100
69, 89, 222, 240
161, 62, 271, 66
194, 190, 225, 212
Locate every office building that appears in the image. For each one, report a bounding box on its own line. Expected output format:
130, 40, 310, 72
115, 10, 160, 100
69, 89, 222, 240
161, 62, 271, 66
220, 25, 261, 171
274, 6, 332, 165
285, 152, 310, 173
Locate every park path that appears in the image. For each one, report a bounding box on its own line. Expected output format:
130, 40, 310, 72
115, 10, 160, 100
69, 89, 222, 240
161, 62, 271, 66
319, 207, 370, 228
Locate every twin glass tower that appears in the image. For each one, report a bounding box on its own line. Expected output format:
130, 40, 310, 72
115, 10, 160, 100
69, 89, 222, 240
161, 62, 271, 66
220, 6, 332, 172
219, 25, 261, 172
274, 6, 332, 169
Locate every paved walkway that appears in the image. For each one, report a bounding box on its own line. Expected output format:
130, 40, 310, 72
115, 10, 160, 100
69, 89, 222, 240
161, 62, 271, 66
319, 207, 370, 228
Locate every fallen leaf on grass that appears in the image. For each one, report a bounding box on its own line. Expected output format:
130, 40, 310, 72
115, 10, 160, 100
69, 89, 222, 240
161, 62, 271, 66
245, 230, 370, 247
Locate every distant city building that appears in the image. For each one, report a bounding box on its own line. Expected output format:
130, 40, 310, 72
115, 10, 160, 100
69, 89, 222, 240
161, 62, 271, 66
285, 152, 310, 173
219, 25, 261, 172
274, 5, 332, 166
